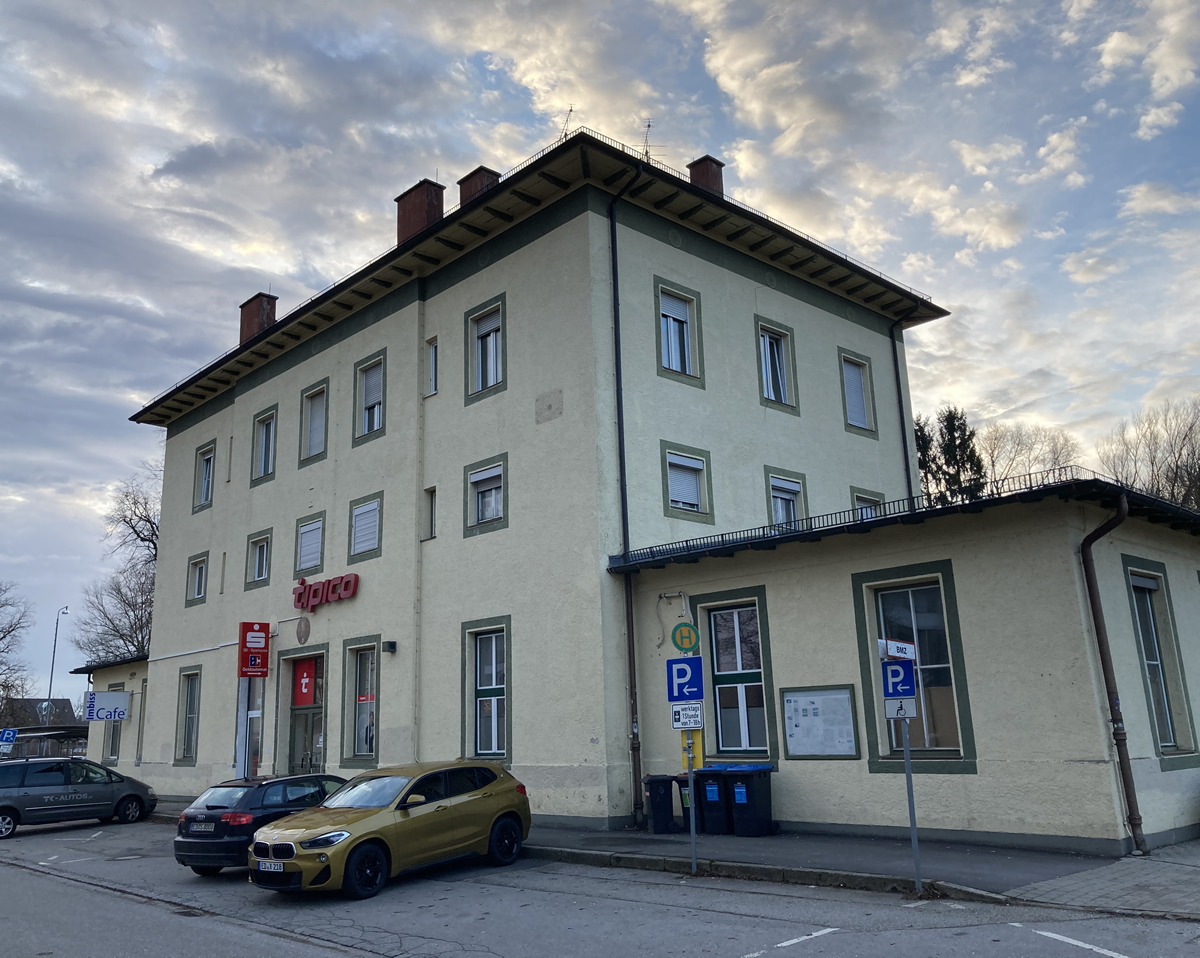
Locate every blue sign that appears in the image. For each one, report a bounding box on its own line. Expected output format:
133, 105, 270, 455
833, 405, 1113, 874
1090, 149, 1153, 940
0, 728, 16, 744
881, 659, 916, 699
733, 785, 748, 804
666, 657, 704, 702
705, 782, 718, 801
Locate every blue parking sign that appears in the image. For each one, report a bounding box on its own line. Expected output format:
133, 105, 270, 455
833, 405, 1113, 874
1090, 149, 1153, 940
881, 659, 916, 699
0, 728, 16, 744
666, 657, 704, 702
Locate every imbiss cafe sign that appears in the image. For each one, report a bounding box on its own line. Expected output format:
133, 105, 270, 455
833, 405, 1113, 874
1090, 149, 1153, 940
293, 572, 360, 613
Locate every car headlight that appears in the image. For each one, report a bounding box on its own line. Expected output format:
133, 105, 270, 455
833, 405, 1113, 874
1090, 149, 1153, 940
147, 789, 157, 798
300, 831, 351, 849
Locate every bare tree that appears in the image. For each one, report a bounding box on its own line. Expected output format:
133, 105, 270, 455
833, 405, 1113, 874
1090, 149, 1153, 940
1097, 398, 1200, 508
977, 422, 1082, 481
104, 458, 162, 568
0, 582, 34, 726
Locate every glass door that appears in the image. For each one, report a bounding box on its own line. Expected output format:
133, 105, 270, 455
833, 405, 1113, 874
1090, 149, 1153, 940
289, 657, 324, 773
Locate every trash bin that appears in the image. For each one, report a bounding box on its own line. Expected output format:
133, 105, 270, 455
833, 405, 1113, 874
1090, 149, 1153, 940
643, 774, 678, 834
693, 767, 733, 835
725, 764, 774, 837
675, 774, 704, 834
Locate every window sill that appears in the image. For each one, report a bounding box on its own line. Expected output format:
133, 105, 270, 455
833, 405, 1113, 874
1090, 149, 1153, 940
869, 756, 976, 775
1159, 751, 1200, 771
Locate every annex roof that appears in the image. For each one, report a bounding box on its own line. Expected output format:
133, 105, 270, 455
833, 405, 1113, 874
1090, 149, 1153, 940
132, 127, 950, 428
69, 650, 150, 675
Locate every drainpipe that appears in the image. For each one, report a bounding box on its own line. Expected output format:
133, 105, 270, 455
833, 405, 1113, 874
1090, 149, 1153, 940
609, 164, 645, 826
889, 312, 917, 508
1079, 493, 1148, 854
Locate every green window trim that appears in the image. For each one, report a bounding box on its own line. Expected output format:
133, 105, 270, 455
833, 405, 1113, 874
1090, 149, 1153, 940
778, 685, 861, 761
192, 438, 217, 514
244, 528, 273, 591
654, 276, 706, 390
462, 452, 509, 538
850, 485, 886, 516
463, 293, 508, 406
660, 439, 716, 525
340, 635, 382, 769
689, 586, 780, 763
1120, 554, 1199, 771
764, 465, 809, 526
460, 615, 512, 766
352, 348, 387, 448
272, 642, 329, 778
297, 376, 330, 469
852, 559, 977, 774
755, 316, 800, 416
838, 346, 879, 440
184, 550, 209, 608
249, 403, 279, 487
173, 665, 203, 767
293, 510, 327, 580
347, 491, 385, 565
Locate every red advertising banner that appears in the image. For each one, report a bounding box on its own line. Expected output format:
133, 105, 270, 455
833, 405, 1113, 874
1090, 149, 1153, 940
293, 658, 316, 707
238, 622, 270, 678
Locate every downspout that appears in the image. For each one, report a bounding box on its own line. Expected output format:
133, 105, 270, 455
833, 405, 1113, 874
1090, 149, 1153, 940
609, 164, 645, 826
889, 311, 917, 508
1079, 493, 1148, 854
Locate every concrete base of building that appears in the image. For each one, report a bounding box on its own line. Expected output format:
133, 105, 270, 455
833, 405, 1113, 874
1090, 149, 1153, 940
530, 813, 637, 831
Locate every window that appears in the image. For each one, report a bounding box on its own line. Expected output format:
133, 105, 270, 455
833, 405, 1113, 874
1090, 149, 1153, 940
761, 330, 788, 404
353, 648, 376, 757
103, 683, 124, 763
668, 453, 704, 512
855, 494, 881, 520
711, 606, 767, 751
175, 669, 201, 765
296, 517, 323, 574
302, 386, 327, 461
424, 487, 437, 540
350, 498, 381, 558
475, 631, 506, 755
771, 477, 801, 525
661, 442, 714, 524
361, 362, 383, 434
252, 538, 269, 580
24, 762, 68, 787
427, 338, 438, 395
186, 553, 208, 607
252, 409, 276, 481
839, 349, 877, 437
660, 292, 692, 375
474, 309, 502, 392
470, 465, 503, 525
1133, 577, 1175, 747
877, 585, 960, 751
194, 443, 215, 510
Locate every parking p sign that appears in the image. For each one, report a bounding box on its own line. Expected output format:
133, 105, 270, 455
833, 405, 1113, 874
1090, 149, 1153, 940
666, 657, 704, 702
881, 659, 916, 699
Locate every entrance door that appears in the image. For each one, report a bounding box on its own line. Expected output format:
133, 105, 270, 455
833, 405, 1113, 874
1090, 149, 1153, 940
288, 656, 325, 773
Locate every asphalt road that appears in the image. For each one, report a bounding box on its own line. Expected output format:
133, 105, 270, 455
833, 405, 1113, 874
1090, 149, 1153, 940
0, 820, 1195, 958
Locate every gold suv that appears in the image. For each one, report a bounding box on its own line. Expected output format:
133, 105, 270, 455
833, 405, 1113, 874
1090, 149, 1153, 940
248, 760, 530, 899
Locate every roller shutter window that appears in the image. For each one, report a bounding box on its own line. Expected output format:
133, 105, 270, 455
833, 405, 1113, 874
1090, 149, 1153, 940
470, 464, 503, 524
770, 477, 800, 525
304, 389, 326, 458
667, 452, 703, 512
351, 501, 380, 556
297, 520, 323, 572
475, 309, 502, 391
660, 292, 691, 375
843, 358, 869, 429
361, 362, 383, 434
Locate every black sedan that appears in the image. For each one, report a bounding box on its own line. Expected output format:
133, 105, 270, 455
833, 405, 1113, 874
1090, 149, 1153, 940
174, 773, 345, 876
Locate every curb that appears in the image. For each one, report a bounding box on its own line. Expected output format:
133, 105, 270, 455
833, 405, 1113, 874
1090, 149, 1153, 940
522, 843, 1002, 903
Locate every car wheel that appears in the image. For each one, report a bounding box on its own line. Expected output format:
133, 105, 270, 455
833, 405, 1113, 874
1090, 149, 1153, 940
342, 842, 388, 900
487, 817, 522, 866
116, 797, 144, 825
191, 866, 223, 877
0, 809, 17, 840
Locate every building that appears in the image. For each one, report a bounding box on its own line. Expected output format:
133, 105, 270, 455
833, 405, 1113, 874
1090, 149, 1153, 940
70, 652, 149, 767
1, 698, 87, 758
123, 129, 1198, 854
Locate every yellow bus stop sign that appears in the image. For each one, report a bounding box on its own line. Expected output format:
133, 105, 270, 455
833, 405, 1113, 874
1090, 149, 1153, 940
671, 622, 699, 653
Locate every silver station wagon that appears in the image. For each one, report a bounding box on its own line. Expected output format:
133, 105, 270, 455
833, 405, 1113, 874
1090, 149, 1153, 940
0, 757, 157, 837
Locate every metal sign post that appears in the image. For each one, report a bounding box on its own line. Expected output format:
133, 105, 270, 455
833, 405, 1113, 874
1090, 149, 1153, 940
881, 657, 922, 896
686, 730, 697, 875
667, 656, 704, 876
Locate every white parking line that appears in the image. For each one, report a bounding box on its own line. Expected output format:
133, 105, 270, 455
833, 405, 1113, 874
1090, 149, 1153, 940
776, 928, 838, 948
1033, 930, 1133, 958
60, 858, 95, 864
902, 900, 929, 908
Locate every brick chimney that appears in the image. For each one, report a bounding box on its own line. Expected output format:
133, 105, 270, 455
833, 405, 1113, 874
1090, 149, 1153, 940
239, 292, 278, 344
457, 166, 500, 205
394, 179, 446, 246
686, 155, 725, 195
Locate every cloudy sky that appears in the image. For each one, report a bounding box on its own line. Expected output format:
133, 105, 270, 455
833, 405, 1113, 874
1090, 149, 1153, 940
1, 0, 1196, 701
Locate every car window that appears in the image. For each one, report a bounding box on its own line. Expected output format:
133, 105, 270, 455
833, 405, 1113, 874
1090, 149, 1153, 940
323, 775, 411, 808
411, 772, 446, 803
261, 783, 286, 807
472, 767, 498, 788
106, 770, 124, 783
319, 776, 345, 796
24, 763, 68, 787
189, 785, 251, 810
286, 780, 323, 806
446, 768, 477, 797
0, 764, 24, 788
70, 763, 110, 785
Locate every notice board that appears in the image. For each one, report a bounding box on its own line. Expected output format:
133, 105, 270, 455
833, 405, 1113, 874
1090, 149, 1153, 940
781, 686, 859, 759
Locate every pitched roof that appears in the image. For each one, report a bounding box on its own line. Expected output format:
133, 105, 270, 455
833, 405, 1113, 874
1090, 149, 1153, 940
69, 651, 149, 675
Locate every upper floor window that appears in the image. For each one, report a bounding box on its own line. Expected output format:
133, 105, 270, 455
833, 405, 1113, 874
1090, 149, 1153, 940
361, 362, 383, 434
770, 476, 801, 525
667, 452, 705, 513
761, 330, 789, 404
839, 349, 877, 438
470, 465, 503, 525
251, 536, 270, 582
297, 518, 323, 573
302, 386, 326, 460
350, 498, 381, 559
427, 338, 439, 396
855, 494, 881, 520
186, 554, 208, 606
252, 409, 276, 482
660, 292, 693, 375
194, 443, 215, 511
474, 309, 502, 392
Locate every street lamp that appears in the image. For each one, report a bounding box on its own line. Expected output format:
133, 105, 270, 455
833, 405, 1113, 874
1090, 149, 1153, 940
43, 606, 70, 727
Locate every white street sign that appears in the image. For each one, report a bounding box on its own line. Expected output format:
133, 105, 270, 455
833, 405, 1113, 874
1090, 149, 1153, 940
884, 697, 918, 719
886, 640, 916, 660
671, 702, 704, 730
0, 743, 12, 755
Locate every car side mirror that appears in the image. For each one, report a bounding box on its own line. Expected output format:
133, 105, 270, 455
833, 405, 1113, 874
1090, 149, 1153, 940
399, 793, 426, 809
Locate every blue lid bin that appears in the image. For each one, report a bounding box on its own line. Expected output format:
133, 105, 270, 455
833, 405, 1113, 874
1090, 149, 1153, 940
642, 774, 678, 834
724, 765, 775, 837
692, 768, 733, 835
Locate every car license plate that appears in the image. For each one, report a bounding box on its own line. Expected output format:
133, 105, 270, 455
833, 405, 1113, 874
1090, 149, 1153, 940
258, 860, 284, 872
189, 822, 215, 832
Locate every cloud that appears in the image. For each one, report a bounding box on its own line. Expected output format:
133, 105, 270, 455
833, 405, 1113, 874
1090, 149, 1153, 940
1061, 246, 1128, 283
1119, 181, 1200, 216
1135, 101, 1183, 139
950, 137, 1025, 175
902, 252, 936, 276
1015, 117, 1088, 185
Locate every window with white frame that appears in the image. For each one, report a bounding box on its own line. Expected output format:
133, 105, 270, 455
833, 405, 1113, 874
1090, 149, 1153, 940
475, 631, 505, 755
104, 683, 124, 762
469, 465, 503, 525
188, 557, 207, 601
176, 671, 201, 762
253, 412, 275, 479
427, 338, 438, 395
855, 494, 881, 519
424, 487, 437, 539
877, 584, 960, 751
660, 292, 693, 375
296, 519, 323, 572
250, 536, 270, 582
303, 387, 326, 460
473, 309, 502, 392
360, 361, 383, 435
351, 500, 380, 557
760, 329, 789, 404
195, 445, 215, 508
770, 476, 801, 525
1128, 572, 1194, 753
842, 357, 870, 429
711, 606, 767, 751
353, 647, 376, 757
667, 452, 705, 513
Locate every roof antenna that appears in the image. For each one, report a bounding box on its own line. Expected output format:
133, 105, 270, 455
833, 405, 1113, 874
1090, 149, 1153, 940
560, 105, 574, 140
641, 119, 653, 159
